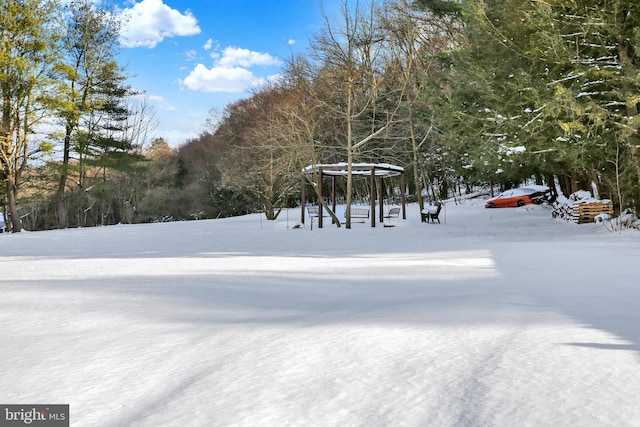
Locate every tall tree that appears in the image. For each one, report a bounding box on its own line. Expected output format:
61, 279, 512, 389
311, 0, 398, 228
379, 0, 464, 208
225, 84, 302, 220
253, 56, 345, 226
54, 0, 122, 228
78, 63, 144, 226
0, 0, 62, 232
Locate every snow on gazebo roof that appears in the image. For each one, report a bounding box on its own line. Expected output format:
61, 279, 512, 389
303, 162, 404, 177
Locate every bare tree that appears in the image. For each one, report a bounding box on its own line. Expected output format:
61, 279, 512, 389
310, 0, 398, 228
269, 66, 344, 226
212, 83, 301, 220
124, 97, 159, 153
379, 0, 465, 210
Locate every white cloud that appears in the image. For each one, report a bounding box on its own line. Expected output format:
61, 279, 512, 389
216, 47, 281, 68
180, 47, 282, 94
181, 65, 262, 93
288, 39, 296, 46
119, 0, 201, 48
203, 38, 213, 51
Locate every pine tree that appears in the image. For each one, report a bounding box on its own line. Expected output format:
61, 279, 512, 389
77, 64, 144, 226
549, 0, 640, 207
427, 0, 640, 208
54, 0, 123, 228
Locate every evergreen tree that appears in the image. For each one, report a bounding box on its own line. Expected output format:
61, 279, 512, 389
428, 0, 640, 209
78, 64, 144, 226
54, 0, 122, 228
549, 0, 640, 207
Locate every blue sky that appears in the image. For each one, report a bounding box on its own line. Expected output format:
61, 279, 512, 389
114, 0, 341, 147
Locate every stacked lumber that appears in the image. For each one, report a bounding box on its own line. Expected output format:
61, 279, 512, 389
570, 200, 613, 224
551, 190, 614, 224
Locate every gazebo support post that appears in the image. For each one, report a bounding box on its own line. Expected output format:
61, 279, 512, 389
370, 168, 376, 227
332, 176, 337, 224
318, 168, 324, 229
401, 174, 407, 219
378, 176, 384, 224
301, 175, 306, 224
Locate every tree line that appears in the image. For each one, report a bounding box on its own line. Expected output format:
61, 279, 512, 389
2, 0, 638, 232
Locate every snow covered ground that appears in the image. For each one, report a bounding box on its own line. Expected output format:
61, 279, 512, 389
1, 202, 640, 426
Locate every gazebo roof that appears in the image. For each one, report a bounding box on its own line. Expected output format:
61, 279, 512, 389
303, 162, 404, 177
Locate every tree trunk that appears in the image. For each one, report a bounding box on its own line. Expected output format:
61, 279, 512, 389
345, 76, 354, 229
5, 177, 21, 232
57, 125, 73, 229
409, 113, 424, 211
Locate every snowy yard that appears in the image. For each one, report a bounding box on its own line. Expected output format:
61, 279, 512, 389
1, 202, 640, 426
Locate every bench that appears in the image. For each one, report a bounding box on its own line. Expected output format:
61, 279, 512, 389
344, 208, 370, 222
384, 207, 401, 226
344, 208, 369, 218
384, 207, 400, 219
421, 202, 442, 223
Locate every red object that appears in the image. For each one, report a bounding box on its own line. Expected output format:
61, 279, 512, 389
485, 187, 550, 208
